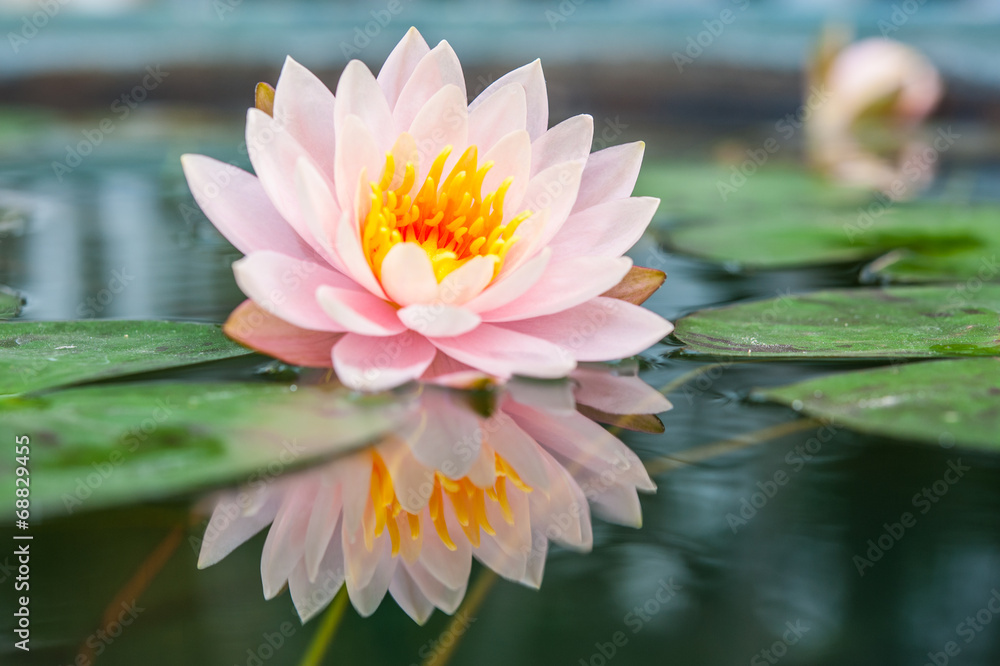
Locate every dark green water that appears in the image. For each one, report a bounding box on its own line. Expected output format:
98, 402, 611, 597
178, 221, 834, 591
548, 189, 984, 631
3, 115, 1000, 666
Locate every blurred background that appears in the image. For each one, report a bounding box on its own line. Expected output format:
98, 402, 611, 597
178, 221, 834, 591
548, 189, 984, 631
3, 0, 1000, 321
3, 1, 1000, 665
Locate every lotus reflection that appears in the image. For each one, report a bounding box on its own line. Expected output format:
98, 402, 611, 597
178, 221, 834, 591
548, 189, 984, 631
806, 29, 943, 200
196, 363, 670, 623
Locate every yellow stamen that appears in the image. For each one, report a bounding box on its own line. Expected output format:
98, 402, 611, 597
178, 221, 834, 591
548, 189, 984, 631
360, 144, 531, 286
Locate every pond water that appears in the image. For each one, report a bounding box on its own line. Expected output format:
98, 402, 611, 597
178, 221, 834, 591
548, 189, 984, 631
3, 113, 1000, 666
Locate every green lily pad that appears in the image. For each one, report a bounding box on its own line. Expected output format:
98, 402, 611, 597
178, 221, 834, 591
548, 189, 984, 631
635, 161, 868, 220
0, 285, 23, 319
754, 358, 1000, 449
658, 186, 1000, 282
637, 161, 875, 270
664, 213, 867, 269
856, 206, 1000, 282
1, 381, 409, 515
0, 320, 253, 396
674, 286, 1000, 359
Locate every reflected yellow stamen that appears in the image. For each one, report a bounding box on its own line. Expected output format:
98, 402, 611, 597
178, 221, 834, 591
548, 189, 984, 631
495, 476, 513, 524
361, 145, 532, 285
385, 510, 400, 555
361, 501, 375, 552
429, 483, 456, 550
473, 490, 495, 537
365, 451, 532, 558
498, 456, 532, 493
406, 511, 421, 541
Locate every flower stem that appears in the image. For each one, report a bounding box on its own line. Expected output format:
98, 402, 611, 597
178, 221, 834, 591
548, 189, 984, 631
77, 521, 185, 664
644, 417, 825, 476
421, 569, 497, 666
656, 362, 731, 398
299, 586, 350, 666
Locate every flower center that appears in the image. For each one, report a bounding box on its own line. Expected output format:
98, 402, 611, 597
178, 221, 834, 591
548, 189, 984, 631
366, 450, 532, 557
361, 145, 532, 284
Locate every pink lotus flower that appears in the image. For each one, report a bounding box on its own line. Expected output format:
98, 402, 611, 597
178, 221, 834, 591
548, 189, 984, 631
806, 32, 943, 199
811, 35, 941, 133
197, 366, 670, 622
182, 27, 672, 391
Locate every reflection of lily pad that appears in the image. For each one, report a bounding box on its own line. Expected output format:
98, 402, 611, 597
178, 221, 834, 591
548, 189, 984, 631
0, 320, 253, 396
0, 285, 23, 319
674, 286, 1000, 359
0, 382, 409, 515
754, 358, 1000, 449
